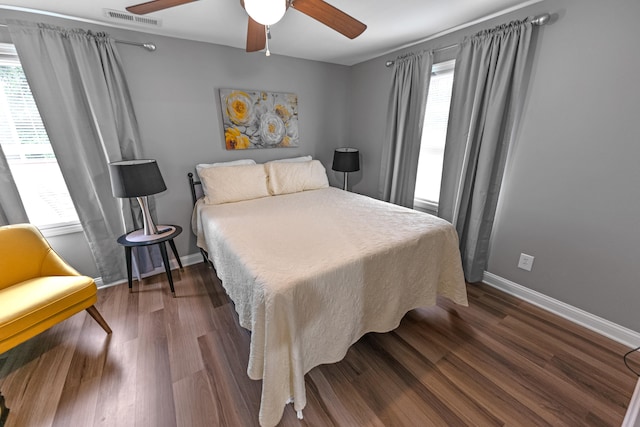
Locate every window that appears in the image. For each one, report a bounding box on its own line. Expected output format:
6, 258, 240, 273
414, 59, 455, 213
0, 44, 80, 234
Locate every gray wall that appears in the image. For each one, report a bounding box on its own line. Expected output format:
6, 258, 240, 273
488, 0, 640, 331
348, 0, 640, 332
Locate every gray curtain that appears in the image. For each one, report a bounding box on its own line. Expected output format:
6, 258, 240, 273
0, 143, 28, 225
7, 20, 161, 283
438, 19, 533, 282
379, 51, 433, 208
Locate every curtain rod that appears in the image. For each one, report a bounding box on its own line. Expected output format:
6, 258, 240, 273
385, 12, 550, 67
0, 23, 156, 51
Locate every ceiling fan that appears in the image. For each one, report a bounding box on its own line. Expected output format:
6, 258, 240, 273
125, 0, 367, 54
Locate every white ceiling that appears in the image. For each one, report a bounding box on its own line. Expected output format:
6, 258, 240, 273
0, 0, 541, 65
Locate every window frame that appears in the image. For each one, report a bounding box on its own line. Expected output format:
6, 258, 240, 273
413, 59, 456, 215
0, 42, 82, 237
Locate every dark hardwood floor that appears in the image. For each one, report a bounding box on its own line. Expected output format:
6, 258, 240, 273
1, 262, 638, 426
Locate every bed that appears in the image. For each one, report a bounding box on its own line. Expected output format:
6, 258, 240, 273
189, 159, 468, 427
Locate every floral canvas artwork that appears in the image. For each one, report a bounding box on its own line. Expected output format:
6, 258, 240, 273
219, 88, 299, 150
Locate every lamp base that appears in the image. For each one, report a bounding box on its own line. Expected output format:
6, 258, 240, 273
125, 226, 175, 242
136, 196, 159, 235
342, 172, 349, 191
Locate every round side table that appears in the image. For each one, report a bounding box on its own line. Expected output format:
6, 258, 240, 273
117, 225, 183, 297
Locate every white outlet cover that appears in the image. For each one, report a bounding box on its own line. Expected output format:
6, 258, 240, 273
518, 253, 534, 271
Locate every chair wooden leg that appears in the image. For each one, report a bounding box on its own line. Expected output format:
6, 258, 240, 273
86, 305, 112, 334
0, 391, 8, 427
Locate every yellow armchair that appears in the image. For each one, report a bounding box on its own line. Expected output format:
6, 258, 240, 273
0, 223, 111, 355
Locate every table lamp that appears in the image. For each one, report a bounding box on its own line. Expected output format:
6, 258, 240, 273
332, 148, 360, 191
109, 159, 167, 241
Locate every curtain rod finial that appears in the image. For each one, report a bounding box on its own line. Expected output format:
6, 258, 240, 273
531, 13, 550, 26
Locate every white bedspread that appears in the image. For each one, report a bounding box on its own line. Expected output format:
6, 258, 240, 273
192, 187, 468, 426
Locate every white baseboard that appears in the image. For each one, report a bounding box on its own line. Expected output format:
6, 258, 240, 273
176, 252, 205, 268
482, 271, 640, 348
97, 252, 205, 289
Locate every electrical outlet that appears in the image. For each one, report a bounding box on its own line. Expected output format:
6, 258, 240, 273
518, 253, 534, 271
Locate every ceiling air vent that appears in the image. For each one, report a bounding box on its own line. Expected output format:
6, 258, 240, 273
103, 9, 162, 27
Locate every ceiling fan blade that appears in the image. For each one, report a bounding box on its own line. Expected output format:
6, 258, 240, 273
126, 0, 198, 15
246, 17, 266, 52
291, 0, 366, 39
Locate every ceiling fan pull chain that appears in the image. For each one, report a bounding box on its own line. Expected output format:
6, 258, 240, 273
265, 25, 271, 56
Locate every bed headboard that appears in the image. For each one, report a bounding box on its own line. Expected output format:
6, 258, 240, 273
187, 172, 203, 207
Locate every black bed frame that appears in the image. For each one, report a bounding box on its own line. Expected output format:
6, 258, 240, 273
187, 172, 201, 206
188, 172, 213, 266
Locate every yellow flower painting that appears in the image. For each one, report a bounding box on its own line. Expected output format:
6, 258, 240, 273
219, 88, 299, 150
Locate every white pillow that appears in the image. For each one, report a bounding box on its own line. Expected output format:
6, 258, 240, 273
265, 155, 312, 164
199, 163, 270, 205
266, 160, 329, 196
196, 159, 256, 177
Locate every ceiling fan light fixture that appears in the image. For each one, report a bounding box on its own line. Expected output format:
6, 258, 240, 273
244, 0, 286, 26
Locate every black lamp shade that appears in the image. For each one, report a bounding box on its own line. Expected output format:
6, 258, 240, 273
109, 159, 166, 198
332, 148, 360, 172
